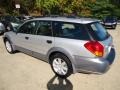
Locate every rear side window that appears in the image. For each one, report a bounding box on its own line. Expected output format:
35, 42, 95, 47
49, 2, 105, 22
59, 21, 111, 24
88, 22, 109, 41
52, 22, 90, 40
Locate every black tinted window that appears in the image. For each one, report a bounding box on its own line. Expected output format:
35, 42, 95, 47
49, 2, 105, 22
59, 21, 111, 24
18, 21, 37, 34
36, 21, 52, 36
53, 22, 90, 40
105, 16, 117, 21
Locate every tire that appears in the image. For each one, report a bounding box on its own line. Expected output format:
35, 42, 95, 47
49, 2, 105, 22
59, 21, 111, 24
0, 32, 3, 35
112, 25, 116, 29
50, 53, 73, 78
0, 30, 4, 35
4, 39, 14, 54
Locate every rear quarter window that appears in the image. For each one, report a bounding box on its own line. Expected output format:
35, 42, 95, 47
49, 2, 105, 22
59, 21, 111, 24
88, 22, 109, 41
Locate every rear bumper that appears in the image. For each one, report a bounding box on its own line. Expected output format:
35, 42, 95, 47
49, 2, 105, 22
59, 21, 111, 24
74, 48, 115, 74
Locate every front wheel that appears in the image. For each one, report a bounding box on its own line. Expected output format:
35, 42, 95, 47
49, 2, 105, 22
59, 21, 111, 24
0, 32, 3, 35
50, 53, 73, 78
5, 39, 14, 54
112, 25, 116, 29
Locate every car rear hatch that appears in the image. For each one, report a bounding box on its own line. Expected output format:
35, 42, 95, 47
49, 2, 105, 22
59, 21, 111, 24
87, 22, 113, 58
100, 36, 113, 57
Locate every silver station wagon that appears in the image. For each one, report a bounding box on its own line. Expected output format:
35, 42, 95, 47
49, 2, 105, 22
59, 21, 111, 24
3, 17, 115, 78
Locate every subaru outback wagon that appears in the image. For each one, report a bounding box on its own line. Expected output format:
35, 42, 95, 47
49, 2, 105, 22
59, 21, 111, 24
3, 17, 115, 78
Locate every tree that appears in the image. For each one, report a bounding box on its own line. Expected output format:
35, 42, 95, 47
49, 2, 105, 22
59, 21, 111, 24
0, 0, 119, 18
88, 0, 115, 18
0, 0, 15, 14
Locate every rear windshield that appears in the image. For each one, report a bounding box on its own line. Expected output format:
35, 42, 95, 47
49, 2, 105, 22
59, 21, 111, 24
87, 22, 109, 41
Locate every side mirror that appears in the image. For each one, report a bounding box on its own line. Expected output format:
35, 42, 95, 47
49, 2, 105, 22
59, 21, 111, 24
6, 23, 13, 32
6, 26, 11, 31
12, 28, 18, 34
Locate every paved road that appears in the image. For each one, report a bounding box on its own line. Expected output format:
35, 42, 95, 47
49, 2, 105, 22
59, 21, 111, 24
0, 25, 120, 90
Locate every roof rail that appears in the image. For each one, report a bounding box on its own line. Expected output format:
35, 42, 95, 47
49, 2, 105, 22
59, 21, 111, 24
45, 15, 60, 17
44, 14, 80, 18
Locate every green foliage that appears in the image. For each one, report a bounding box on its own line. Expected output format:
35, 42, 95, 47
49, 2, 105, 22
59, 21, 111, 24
88, 0, 116, 19
0, 0, 14, 14
0, 0, 120, 19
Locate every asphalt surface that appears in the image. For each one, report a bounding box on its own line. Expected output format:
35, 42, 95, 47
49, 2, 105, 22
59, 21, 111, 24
0, 25, 120, 90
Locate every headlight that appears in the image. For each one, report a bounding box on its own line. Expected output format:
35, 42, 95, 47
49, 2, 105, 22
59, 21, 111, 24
112, 22, 116, 24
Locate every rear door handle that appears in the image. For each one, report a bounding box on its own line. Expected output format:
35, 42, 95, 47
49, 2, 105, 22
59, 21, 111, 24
25, 37, 29, 40
46, 40, 52, 44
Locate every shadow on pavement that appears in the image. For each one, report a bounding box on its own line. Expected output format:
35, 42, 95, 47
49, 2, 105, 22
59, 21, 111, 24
47, 75, 73, 90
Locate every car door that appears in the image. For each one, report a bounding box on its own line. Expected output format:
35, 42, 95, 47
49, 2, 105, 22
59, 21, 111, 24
14, 20, 38, 55
30, 21, 54, 61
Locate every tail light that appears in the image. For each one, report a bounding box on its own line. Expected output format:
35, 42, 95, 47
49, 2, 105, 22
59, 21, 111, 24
84, 41, 104, 57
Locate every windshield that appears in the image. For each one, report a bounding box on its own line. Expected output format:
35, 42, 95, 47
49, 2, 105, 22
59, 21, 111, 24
10, 17, 23, 24
1, 16, 23, 24
87, 22, 109, 41
105, 17, 117, 22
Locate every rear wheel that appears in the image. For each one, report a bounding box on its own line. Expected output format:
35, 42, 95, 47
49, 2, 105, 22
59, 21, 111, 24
50, 53, 73, 78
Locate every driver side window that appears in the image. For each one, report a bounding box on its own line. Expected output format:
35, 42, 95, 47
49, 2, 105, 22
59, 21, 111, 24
18, 21, 37, 34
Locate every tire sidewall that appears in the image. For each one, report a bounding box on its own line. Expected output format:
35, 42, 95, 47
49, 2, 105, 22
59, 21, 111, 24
5, 39, 13, 54
112, 25, 116, 29
50, 53, 73, 78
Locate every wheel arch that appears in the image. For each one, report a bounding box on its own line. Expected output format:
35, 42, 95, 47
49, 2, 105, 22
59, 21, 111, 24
47, 47, 76, 73
3, 35, 13, 43
3, 37, 9, 42
3, 35, 16, 52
